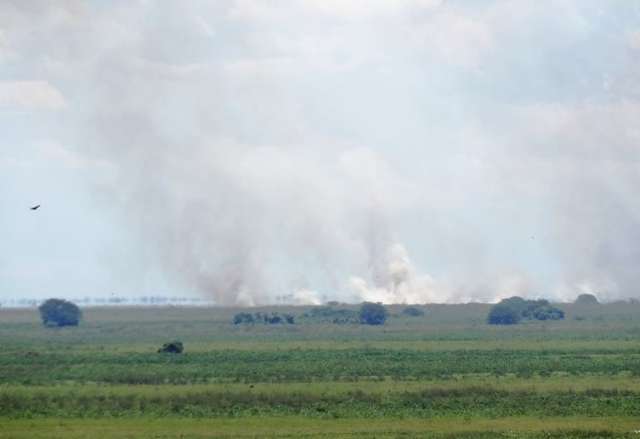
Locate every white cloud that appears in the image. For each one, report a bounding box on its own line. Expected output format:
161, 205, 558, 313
0, 80, 66, 111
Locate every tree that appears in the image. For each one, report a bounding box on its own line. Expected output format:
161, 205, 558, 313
359, 302, 388, 325
38, 298, 81, 327
487, 296, 565, 325
158, 341, 184, 354
532, 305, 564, 321
499, 296, 529, 315
521, 299, 550, 319
266, 313, 282, 324
487, 303, 521, 325
575, 294, 599, 305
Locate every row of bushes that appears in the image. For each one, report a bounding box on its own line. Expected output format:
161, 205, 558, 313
233, 312, 295, 325
302, 306, 359, 324
235, 303, 394, 326
36, 295, 595, 329
488, 297, 565, 325
35, 299, 409, 329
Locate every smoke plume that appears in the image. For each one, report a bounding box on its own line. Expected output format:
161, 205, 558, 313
2, 1, 640, 304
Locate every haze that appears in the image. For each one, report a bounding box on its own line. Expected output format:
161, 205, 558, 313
1, 0, 640, 305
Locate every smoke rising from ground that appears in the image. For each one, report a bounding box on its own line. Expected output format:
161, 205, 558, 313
2, 1, 640, 304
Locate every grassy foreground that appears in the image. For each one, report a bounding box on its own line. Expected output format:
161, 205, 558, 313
2, 417, 640, 438
1, 303, 640, 437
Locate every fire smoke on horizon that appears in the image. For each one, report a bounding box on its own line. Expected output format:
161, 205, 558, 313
1, 1, 640, 305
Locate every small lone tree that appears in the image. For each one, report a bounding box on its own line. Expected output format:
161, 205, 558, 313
38, 298, 81, 327
158, 341, 184, 354
575, 294, 599, 305
359, 302, 388, 325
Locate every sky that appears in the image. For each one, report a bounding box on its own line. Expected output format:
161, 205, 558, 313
1, 0, 640, 305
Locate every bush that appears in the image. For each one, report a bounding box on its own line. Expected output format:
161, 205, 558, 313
499, 296, 530, 316
575, 294, 599, 305
158, 341, 184, 354
402, 306, 425, 317
487, 303, 521, 325
487, 296, 564, 325
520, 299, 554, 320
532, 305, 564, 321
38, 298, 81, 327
359, 302, 388, 325
233, 312, 255, 325
303, 306, 359, 324
233, 312, 294, 325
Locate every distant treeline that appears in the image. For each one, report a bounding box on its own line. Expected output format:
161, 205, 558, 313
233, 312, 296, 325
6, 292, 639, 309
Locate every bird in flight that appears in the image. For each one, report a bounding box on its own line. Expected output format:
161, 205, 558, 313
30, 204, 41, 211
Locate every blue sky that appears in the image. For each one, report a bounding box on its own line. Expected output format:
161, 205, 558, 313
1, 1, 640, 304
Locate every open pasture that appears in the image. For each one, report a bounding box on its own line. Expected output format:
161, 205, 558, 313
1, 302, 640, 437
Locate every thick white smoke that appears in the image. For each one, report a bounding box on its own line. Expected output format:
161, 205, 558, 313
348, 243, 443, 304
3, 1, 640, 304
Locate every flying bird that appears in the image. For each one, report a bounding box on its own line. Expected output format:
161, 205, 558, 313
30, 204, 41, 211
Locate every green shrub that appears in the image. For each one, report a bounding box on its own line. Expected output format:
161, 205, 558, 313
233, 312, 255, 324
303, 306, 358, 324
532, 305, 564, 321
487, 303, 521, 325
158, 341, 184, 354
38, 298, 81, 327
233, 312, 294, 325
521, 299, 551, 319
488, 296, 564, 325
359, 302, 388, 325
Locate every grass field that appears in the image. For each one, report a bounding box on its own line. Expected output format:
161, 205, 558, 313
1, 302, 640, 437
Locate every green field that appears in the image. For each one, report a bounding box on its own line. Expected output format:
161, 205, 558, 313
1, 302, 640, 437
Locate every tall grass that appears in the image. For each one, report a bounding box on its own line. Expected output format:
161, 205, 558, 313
1, 385, 639, 418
